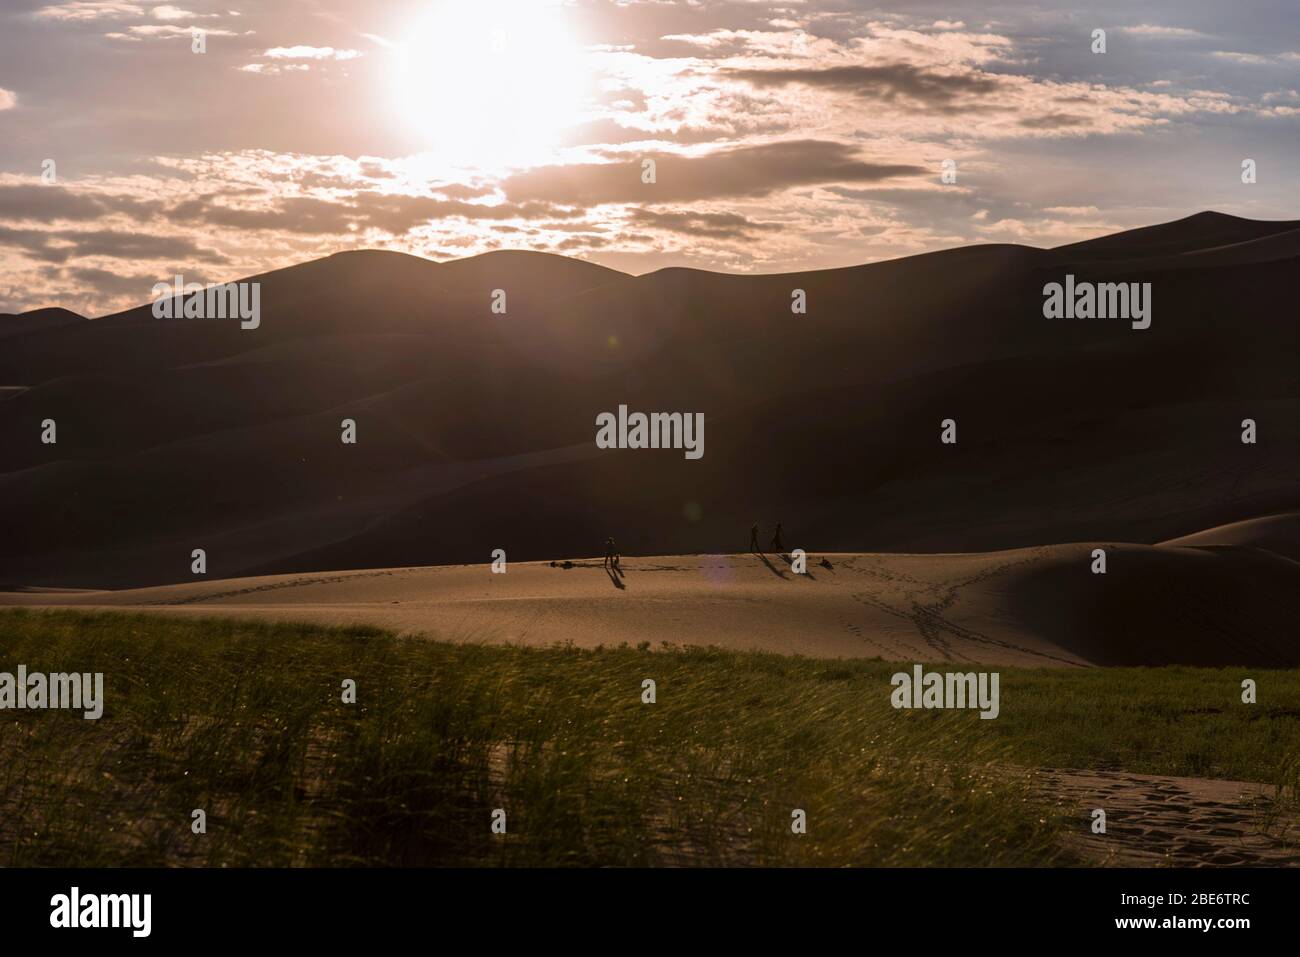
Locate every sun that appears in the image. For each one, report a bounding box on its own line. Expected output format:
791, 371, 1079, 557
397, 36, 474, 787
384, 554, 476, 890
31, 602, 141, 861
390, 0, 591, 171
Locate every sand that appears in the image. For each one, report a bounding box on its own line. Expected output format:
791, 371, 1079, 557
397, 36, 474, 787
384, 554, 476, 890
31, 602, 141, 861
5, 538, 1298, 667
1042, 769, 1299, 866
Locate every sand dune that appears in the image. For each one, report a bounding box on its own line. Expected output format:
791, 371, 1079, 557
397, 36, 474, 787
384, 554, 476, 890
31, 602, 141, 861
0, 306, 86, 340
6, 529, 1298, 666
1, 212, 1296, 589
1160, 511, 1300, 562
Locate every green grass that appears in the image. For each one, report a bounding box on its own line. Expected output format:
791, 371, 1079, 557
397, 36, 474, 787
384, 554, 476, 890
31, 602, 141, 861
0, 608, 1296, 867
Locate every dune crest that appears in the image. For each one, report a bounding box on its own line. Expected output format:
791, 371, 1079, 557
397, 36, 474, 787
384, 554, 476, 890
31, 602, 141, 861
0, 213, 1295, 598
6, 523, 1298, 666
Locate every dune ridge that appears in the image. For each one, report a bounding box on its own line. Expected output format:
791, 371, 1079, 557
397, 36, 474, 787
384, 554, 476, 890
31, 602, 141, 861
0, 212, 1296, 595
6, 508, 1298, 666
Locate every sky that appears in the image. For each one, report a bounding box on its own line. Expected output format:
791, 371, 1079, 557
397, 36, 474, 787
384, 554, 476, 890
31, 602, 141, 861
0, 0, 1297, 315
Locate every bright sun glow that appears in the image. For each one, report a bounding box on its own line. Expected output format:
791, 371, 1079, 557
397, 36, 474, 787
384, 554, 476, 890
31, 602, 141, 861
391, 0, 591, 170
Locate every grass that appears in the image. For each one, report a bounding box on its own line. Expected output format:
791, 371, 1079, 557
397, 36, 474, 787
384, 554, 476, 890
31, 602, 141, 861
0, 608, 1296, 867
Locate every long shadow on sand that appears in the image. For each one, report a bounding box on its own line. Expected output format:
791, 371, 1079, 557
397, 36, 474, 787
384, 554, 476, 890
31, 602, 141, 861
776, 552, 817, 580
755, 552, 788, 579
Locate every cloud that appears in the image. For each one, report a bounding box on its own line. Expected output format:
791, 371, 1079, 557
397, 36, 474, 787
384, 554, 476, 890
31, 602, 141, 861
0, 89, 15, 111
33, 2, 143, 21
1211, 50, 1300, 66
627, 208, 780, 239
151, 5, 208, 19
7, 6, 1300, 314
63, 266, 167, 297
0, 226, 226, 265
1017, 113, 1092, 130
560, 118, 670, 147
0, 227, 62, 261
263, 46, 362, 60
239, 63, 310, 74
106, 24, 238, 40
241, 46, 363, 72
1121, 24, 1208, 39
352, 195, 573, 233
503, 140, 926, 205
167, 194, 359, 233
728, 63, 1001, 113
0, 184, 160, 222
163, 190, 576, 236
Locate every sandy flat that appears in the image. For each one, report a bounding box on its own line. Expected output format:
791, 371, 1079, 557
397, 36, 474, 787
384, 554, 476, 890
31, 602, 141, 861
1040, 769, 1299, 866
4, 542, 1298, 667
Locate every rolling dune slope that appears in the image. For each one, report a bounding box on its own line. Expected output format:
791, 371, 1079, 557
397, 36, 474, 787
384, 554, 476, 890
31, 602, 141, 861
6, 518, 1298, 666
1, 212, 1296, 589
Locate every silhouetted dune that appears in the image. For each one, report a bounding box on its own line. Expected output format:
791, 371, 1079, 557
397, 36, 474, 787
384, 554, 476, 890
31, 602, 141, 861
0, 306, 86, 340
1054, 210, 1300, 259
1160, 511, 1300, 563
0, 213, 1296, 597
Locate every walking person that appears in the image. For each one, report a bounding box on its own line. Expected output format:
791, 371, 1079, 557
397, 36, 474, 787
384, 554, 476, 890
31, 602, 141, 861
771, 521, 785, 554
749, 521, 761, 554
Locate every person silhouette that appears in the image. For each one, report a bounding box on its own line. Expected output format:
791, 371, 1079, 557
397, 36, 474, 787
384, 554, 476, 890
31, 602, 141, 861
603, 537, 618, 570
749, 521, 761, 554
771, 522, 785, 553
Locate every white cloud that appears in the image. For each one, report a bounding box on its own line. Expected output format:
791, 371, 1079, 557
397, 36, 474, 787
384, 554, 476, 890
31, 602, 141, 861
151, 5, 208, 20
1122, 24, 1208, 39
33, 2, 143, 21
106, 24, 238, 40
0, 89, 16, 110
238, 62, 310, 74
1212, 50, 1300, 65
263, 45, 363, 60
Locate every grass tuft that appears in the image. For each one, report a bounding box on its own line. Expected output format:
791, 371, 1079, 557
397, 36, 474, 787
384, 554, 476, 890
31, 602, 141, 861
1, 609, 1296, 866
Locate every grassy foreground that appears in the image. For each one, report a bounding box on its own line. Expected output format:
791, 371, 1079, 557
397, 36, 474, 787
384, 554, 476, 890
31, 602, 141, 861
1, 609, 1296, 867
